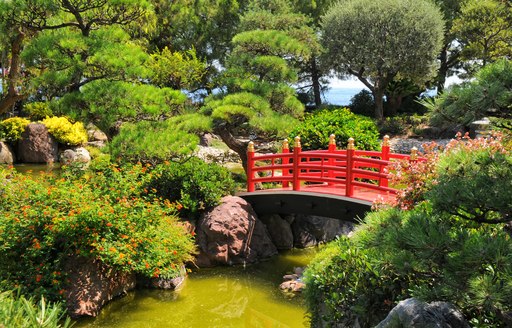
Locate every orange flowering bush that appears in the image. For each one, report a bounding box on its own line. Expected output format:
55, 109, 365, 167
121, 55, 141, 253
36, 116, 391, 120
381, 132, 510, 210
0, 164, 196, 302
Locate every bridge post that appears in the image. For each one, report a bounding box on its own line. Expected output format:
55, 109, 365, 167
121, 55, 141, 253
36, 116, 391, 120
328, 134, 336, 186
380, 135, 390, 187
247, 142, 255, 192
410, 147, 418, 162
282, 139, 290, 188
345, 137, 355, 197
293, 136, 301, 191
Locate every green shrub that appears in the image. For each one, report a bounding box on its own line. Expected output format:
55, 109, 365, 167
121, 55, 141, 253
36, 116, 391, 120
348, 89, 375, 117
24, 102, 53, 121
0, 291, 72, 328
305, 204, 512, 327
288, 107, 380, 150
109, 120, 199, 164
428, 142, 512, 225
424, 59, 512, 131
144, 157, 235, 219
0, 164, 196, 302
41, 116, 88, 145
0, 117, 30, 143
305, 140, 512, 327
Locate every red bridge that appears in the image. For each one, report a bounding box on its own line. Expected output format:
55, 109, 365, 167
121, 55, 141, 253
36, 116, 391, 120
238, 135, 423, 221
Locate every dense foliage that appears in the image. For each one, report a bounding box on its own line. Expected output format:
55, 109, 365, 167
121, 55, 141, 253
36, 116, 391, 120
0, 117, 30, 143
288, 108, 380, 150
0, 165, 196, 302
305, 136, 512, 327
425, 59, 512, 131
109, 120, 200, 164
144, 157, 235, 219
321, 0, 444, 119
0, 291, 72, 328
41, 117, 88, 146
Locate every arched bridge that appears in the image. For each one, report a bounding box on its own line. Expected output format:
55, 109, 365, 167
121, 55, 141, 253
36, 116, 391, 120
238, 135, 424, 221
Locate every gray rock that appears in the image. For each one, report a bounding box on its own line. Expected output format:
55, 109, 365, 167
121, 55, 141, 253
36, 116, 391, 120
376, 298, 470, 328
0, 142, 15, 164
260, 214, 294, 250
86, 123, 108, 142
195, 196, 277, 266
291, 214, 355, 247
60, 147, 91, 165
137, 265, 187, 290
16, 123, 58, 163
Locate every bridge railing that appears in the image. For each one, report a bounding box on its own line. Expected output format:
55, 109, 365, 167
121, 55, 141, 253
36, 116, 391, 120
246, 134, 424, 197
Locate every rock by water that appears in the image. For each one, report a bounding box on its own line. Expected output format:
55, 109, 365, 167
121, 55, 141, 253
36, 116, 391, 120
195, 196, 277, 267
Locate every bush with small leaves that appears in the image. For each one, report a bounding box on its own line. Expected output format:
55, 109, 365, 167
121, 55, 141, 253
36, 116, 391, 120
24, 102, 53, 121
42, 116, 88, 145
144, 157, 235, 219
288, 108, 380, 150
0, 164, 196, 302
0, 117, 30, 143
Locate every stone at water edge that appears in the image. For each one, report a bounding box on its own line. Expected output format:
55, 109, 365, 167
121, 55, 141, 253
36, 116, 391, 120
259, 214, 294, 250
64, 256, 136, 318
195, 195, 277, 267
375, 298, 470, 328
16, 123, 59, 163
279, 267, 306, 293
291, 214, 355, 248
59, 147, 91, 165
0, 142, 15, 164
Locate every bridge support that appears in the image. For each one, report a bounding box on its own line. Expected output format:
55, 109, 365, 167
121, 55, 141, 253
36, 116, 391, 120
238, 191, 372, 223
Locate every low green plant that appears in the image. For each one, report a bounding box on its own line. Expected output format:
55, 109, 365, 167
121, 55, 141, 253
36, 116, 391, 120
144, 157, 235, 219
0, 164, 196, 302
306, 136, 512, 327
41, 117, 88, 145
0, 291, 73, 328
288, 107, 380, 150
305, 204, 512, 327
0, 117, 30, 143
24, 102, 53, 121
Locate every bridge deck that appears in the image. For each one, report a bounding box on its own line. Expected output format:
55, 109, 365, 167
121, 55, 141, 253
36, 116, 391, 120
254, 182, 396, 203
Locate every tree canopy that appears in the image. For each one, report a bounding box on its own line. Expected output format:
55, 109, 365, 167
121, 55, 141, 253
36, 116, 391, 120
321, 0, 444, 119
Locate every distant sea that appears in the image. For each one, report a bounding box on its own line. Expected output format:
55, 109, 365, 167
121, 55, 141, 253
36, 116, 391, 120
322, 87, 367, 106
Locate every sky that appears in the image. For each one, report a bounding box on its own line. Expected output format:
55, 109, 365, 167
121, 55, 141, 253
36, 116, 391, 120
328, 75, 463, 89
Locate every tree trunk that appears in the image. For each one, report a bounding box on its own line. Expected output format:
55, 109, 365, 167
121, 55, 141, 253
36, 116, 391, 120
214, 126, 249, 176
386, 94, 402, 117
311, 58, 322, 108
373, 89, 385, 121
437, 45, 448, 94
0, 31, 25, 115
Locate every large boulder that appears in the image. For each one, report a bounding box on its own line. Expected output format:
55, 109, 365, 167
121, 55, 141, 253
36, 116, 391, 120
259, 214, 294, 250
16, 123, 58, 163
65, 256, 136, 318
196, 196, 277, 266
59, 147, 91, 165
291, 214, 355, 248
376, 298, 470, 328
0, 142, 15, 164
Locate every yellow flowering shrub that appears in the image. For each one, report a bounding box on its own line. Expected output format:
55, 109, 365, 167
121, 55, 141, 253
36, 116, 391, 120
0, 117, 30, 143
42, 117, 88, 146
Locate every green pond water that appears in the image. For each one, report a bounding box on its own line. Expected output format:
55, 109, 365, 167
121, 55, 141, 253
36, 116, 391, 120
75, 248, 316, 328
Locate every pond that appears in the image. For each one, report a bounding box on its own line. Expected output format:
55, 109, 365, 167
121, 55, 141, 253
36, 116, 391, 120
76, 248, 317, 328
